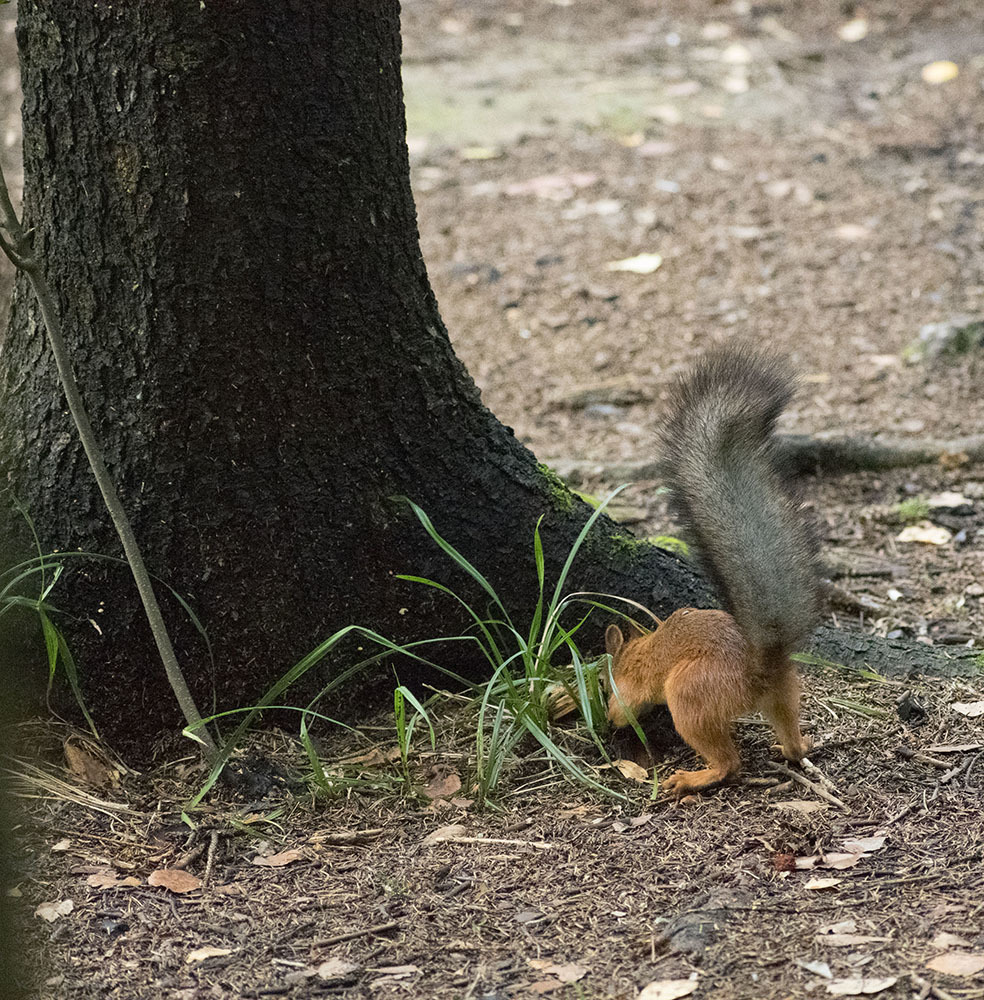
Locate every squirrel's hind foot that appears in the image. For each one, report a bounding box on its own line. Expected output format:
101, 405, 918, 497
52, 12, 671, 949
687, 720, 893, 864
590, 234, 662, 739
663, 765, 736, 797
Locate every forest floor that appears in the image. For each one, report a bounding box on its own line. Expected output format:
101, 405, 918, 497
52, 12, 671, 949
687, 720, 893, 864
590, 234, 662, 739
4, 1, 984, 998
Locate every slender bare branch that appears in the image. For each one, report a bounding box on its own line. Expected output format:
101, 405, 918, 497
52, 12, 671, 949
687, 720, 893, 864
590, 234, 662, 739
0, 161, 217, 762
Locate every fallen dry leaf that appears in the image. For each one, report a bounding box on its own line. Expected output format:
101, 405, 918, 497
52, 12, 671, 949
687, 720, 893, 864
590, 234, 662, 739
817, 934, 891, 947
422, 823, 468, 846
931, 932, 972, 949
147, 869, 202, 893
897, 522, 952, 546
927, 491, 972, 509
772, 800, 827, 814
951, 701, 984, 719
605, 253, 663, 275
35, 899, 73, 922
827, 976, 897, 996
840, 836, 886, 854
925, 951, 984, 977
926, 743, 983, 753
805, 877, 843, 890
529, 980, 561, 995
370, 964, 420, 977
505, 172, 598, 200
317, 958, 361, 981
638, 979, 699, 1000
921, 60, 959, 84
86, 871, 141, 889
797, 959, 833, 979
460, 146, 500, 161
837, 17, 869, 42
834, 224, 870, 241
612, 758, 649, 782
64, 740, 115, 788
251, 848, 304, 868
423, 766, 462, 800
185, 947, 232, 964
818, 920, 857, 935
526, 960, 588, 983
820, 852, 864, 870
51, 838, 72, 853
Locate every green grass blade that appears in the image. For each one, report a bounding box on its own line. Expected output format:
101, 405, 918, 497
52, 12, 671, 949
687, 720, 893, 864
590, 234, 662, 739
400, 498, 515, 632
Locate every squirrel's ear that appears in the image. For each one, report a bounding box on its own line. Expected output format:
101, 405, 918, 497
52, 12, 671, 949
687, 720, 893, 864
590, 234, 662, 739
605, 624, 624, 657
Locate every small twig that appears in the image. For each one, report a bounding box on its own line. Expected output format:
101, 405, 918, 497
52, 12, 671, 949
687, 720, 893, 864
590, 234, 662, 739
909, 972, 959, 1000
311, 920, 401, 948
439, 836, 558, 849
896, 747, 953, 770
173, 841, 206, 870
800, 756, 839, 792
765, 762, 849, 810
202, 830, 220, 885
939, 758, 972, 785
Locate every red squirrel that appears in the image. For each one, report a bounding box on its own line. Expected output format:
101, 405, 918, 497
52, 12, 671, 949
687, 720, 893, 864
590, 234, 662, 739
606, 348, 819, 796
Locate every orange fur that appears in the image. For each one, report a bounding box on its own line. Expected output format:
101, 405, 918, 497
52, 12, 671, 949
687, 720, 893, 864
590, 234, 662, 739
605, 608, 808, 796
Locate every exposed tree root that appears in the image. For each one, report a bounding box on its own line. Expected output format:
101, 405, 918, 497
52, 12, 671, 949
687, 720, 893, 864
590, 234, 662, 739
547, 432, 984, 484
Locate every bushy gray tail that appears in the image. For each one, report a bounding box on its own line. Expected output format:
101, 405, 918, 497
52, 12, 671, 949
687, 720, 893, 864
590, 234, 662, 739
659, 347, 819, 653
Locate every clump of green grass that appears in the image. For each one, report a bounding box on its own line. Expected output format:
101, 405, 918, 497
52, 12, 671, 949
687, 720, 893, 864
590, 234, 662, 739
189, 489, 657, 810
2, 505, 97, 734
894, 498, 930, 523
397, 489, 658, 806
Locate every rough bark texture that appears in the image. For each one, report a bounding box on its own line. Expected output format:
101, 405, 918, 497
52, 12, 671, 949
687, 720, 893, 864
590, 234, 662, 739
0, 2, 703, 745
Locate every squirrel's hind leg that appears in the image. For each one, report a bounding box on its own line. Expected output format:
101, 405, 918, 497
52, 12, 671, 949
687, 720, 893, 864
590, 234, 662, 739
662, 660, 744, 796
759, 659, 810, 762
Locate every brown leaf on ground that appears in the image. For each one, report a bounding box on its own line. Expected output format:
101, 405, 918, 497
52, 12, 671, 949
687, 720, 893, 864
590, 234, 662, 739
951, 701, 984, 718
35, 899, 73, 922
185, 947, 232, 964
925, 951, 984, 976
931, 932, 971, 949
423, 765, 462, 800
611, 759, 649, 782
251, 848, 304, 868
317, 958, 361, 981
772, 800, 827, 814
369, 964, 420, 977
816, 933, 891, 947
147, 869, 202, 893
826, 976, 897, 996
422, 823, 467, 845
637, 979, 699, 1000
805, 877, 843, 890
527, 959, 588, 983
840, 836, 886, 853
86, 871, 140, 889
64, 740, 116, 789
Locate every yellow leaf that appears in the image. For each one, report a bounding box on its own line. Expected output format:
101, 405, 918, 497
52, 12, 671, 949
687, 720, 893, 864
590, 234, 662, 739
921, 61, 959, 84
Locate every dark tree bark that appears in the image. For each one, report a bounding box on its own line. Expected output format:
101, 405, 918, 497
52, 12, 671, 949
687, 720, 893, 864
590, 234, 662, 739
0, 2, 703, 744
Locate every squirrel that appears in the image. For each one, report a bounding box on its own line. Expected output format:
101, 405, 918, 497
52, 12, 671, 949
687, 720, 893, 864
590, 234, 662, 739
605, 347, 820, 796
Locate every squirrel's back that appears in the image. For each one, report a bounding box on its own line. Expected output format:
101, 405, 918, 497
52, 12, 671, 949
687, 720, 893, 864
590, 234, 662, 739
659, 347, 819, 654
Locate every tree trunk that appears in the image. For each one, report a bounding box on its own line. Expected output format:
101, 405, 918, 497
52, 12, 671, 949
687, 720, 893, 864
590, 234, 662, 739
0, 2, 703, 745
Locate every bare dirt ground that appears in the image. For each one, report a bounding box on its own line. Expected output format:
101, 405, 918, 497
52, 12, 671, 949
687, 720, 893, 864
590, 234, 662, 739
3, 2, 984, 999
